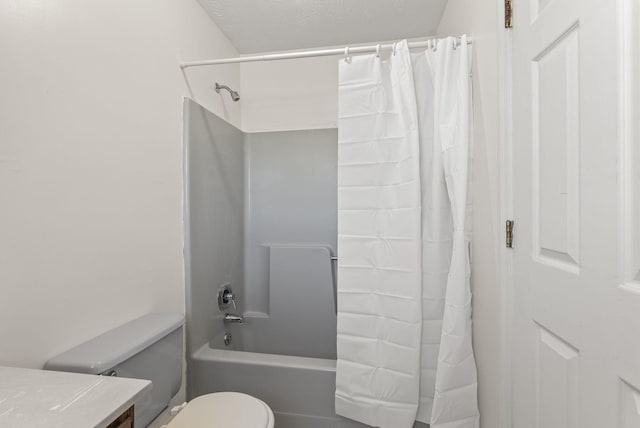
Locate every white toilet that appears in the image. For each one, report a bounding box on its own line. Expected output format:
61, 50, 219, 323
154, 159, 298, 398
167, 392, 274, 428
44, 313, 274, 428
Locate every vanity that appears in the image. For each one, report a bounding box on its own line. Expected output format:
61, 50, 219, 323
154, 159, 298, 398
0, 366, 151, 428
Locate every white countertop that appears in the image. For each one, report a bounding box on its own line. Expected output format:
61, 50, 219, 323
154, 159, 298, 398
0, 366, 151, 428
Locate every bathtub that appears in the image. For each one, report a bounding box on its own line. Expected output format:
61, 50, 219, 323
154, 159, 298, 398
189, 327, 367, 428
190, 323, 430, 428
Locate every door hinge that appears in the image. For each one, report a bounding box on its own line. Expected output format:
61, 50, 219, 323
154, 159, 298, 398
505, 0, 513, 28
506, 220, 514, 248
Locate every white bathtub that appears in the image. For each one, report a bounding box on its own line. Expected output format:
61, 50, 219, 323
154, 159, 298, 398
188, 320, 428, 428
189, 338, 429, 428
189, 343, 368, 428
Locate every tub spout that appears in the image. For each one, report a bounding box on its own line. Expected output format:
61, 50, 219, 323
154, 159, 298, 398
224, 313, 244, 324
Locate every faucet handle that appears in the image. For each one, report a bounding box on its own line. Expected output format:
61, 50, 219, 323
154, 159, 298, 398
228, 293, 237, 310
218, 285, 237, 311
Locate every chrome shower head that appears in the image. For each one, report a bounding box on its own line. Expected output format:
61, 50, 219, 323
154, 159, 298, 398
215, 82, 240, 102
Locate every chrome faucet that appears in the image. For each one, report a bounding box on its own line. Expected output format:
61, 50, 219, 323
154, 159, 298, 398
218, 285, 237, 311
223, 313, 244, 324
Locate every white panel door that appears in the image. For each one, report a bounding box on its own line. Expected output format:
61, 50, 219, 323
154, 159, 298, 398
511, 0, 640, 426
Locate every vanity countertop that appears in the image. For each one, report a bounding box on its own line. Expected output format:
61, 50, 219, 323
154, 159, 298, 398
0, 366, 151, 428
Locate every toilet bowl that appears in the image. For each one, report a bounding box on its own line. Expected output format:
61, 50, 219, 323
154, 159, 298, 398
167, 392, 274, 428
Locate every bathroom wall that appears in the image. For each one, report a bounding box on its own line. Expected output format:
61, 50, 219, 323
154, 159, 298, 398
241, 55, 340, 132
0, 0, 241, 368
239, 39, 444, 133
184, 99, 244, 355
437, 2, 502, 427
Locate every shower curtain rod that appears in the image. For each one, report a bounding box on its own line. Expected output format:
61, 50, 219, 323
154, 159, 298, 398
180, 36, 472, 69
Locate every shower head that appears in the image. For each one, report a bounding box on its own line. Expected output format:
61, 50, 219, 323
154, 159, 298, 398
215, 82, 240, 102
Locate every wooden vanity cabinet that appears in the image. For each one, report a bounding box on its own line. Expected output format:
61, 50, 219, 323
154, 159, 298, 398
105, 406, 134, 428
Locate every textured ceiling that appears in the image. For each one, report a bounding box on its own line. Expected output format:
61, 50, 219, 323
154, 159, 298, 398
197, 0, 449, 54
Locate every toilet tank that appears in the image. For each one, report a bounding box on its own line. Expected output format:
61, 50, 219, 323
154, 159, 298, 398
44, 313, 184, 428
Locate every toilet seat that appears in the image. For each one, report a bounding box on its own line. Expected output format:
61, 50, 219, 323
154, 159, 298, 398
166, 392, 275, 428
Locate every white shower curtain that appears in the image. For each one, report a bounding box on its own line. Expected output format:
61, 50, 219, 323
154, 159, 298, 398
335, 37, 479, 428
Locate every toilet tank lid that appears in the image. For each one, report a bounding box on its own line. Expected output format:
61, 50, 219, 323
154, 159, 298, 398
44, 313, 184, 375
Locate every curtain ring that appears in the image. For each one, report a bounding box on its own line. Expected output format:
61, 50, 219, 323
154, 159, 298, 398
392, 42, 397, 56
376, 44, 381, 58
344, 46, 351, 63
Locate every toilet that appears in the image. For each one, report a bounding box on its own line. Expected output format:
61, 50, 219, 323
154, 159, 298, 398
44, 313, 274, 428
167, 392, 274, 428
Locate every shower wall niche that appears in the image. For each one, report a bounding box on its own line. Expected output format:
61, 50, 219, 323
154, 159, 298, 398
184, 99, 338, 359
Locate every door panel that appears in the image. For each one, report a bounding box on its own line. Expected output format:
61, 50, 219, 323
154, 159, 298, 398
511, 0, 640, 426
535, 324, 579, 428
532, 24, 580, 271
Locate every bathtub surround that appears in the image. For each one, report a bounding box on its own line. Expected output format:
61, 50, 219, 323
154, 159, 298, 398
336, 38, 478, 428
184, 99, 244, 357
184, 100, 343, 426
184, 104, 338, 358
206, 246, 337, 360
244, 129, 338, 317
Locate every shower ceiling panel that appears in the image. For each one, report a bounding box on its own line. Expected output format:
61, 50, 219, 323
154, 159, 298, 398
197, 0, 449, 53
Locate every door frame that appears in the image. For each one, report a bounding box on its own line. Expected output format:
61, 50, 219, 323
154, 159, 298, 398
496, 0, 514, 427
496, 0, 518, 428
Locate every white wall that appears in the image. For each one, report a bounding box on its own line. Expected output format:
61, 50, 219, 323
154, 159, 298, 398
437, 2, 502, 428
241, 55, 339, 132
0, 0, 240, 368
